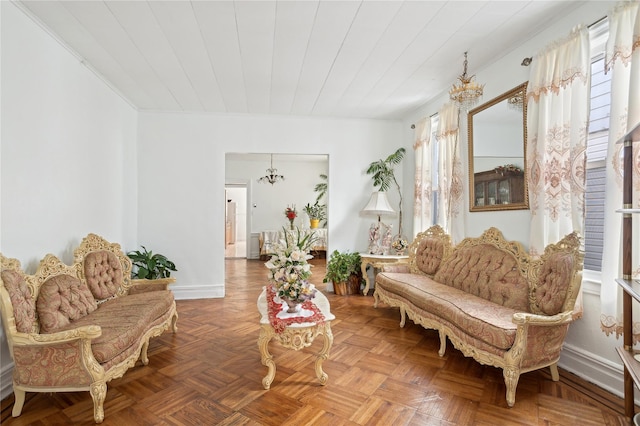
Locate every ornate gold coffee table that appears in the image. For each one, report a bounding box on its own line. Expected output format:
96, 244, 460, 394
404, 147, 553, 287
257, 287, 335, 390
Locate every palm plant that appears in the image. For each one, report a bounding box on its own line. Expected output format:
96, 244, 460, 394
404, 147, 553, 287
314, 173, 328, 227
365, 147, 406, 237
314, 174, 327, 202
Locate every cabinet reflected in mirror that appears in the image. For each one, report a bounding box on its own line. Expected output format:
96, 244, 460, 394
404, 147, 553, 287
468, 82, 528, 212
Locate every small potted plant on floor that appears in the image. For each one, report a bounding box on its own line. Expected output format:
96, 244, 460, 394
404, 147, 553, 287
323, 250, 363, 295
127, 245, 177, 292
303, 201, 326, 229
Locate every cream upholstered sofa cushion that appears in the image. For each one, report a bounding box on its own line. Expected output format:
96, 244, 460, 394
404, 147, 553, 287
50, 290, 175, 369
1, 269, 36, 333
534, 251, 575, 315
37, 274, 98, 333
414, 236, 446, 275
83, 250, 124, 300
433, 243, 530, 312
376, 272, 518, 350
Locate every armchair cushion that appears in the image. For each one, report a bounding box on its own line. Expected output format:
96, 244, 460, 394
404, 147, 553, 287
37, 274, 97, 333
1, 269, 36, 333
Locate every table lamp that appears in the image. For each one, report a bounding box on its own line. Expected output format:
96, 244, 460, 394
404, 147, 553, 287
361, 191, 395, 254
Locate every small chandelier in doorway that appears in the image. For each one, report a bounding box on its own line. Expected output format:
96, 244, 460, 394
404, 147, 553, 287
258, 154, 285, 185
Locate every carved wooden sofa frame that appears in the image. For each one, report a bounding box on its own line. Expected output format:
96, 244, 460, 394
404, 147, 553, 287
0, 234, 178, 423
373, 225, 583, 407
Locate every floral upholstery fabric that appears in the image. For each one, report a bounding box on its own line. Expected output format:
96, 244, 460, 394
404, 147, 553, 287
534, 252, 574, 315
376, 272, 518, 350
380, 264, 410, 273
37, 274, 98, 333
433, 244, 529, 311
84, 250, 123, 300
1, 269, 36, 333
520, 323, 569, 368
52, 290, 174, 366
415, 237, 445, 276
13, 342, 94, 387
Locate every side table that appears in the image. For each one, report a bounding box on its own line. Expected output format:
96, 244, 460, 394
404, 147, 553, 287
257, 287, 335, 389
359, 253, 409, 295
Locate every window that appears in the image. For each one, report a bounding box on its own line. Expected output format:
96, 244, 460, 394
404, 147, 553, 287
584, 18, 610, 272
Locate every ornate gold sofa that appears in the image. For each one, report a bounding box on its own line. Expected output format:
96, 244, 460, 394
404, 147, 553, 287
0, 234, 178, 423
373, 225, 583, 407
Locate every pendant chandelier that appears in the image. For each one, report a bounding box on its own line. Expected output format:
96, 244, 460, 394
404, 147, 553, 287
257, 154, 285, 185
449, 51, 484, 111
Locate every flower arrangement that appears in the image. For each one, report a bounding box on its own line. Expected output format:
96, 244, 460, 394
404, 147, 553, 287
391, 236, 409, 254
284, 205, 297, 229
494, 164, 522, 175
265, 227, 318, 303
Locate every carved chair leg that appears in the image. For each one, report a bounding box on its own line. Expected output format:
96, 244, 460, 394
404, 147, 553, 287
549, 362, 559, 381
399, 306, 406, 328
140, 340, 150, 365
503, 367, 520, 407
90, 380, 107, 424
11, 386, 25, 417
438, 330, 447, 357
171, 312, 178, 333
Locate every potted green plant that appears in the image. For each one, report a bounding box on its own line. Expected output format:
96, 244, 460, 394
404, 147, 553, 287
303, 201, 326, 229
127, 246, 177, 288
323, 250, 363, 295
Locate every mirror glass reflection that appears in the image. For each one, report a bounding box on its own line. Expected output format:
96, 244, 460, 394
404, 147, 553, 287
468, 82, 528, 212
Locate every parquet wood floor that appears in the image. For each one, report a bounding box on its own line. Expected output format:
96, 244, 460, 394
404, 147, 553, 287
1, 258, 634, 425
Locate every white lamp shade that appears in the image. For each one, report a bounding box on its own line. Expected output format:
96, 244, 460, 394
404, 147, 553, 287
361, 191, 395, 216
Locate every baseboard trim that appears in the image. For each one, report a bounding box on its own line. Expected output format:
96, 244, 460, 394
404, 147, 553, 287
1, 361, 14, 401
559, 342, 629, 402
172, 284, 224, 300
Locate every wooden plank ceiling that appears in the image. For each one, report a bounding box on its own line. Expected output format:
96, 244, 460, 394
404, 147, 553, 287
16, 0, 582, 119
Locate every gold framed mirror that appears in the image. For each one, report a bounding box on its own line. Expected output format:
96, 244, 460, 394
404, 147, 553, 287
468, 82, 528, 212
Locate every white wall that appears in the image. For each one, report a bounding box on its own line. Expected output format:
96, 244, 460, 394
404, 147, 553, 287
0, 2, 138, 400
403, 0, 627, 400
137, 112, 404, 299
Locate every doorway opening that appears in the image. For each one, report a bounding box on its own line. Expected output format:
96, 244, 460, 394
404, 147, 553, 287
225, 184, 248, 259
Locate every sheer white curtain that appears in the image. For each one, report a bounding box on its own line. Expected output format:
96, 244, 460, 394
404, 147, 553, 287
413, 117, 433, 237
526, 26, 590, 256
600, 1, 640, 339
436, 102, 464, 243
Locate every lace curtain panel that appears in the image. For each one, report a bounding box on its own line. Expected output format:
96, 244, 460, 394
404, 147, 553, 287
600, 1, 640, 340
436, 102, 464, 243
526, 25, 590, 257
413, 117, 432, 237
